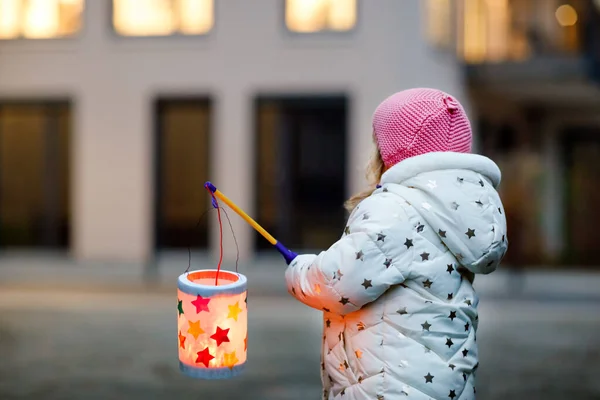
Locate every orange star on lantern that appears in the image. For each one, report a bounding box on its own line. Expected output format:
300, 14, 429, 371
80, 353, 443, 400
244, 335, 248, 351
191, 295, 210, 313
223, 350, 239, 370
227, 301, 243, 321
178, 331, 186, 349
210, 326, 230, 347
187, 320, 204, 340
355, 349, 363, 359
195, 347, 214, 367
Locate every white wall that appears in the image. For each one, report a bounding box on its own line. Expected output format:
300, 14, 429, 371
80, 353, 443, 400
0, 0, 467, 264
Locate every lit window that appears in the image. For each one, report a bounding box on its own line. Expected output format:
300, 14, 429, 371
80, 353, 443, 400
427, 0, 584, 64
286, 0, 357, 33
112, 0, 214, 37
0, 0, 84, 39
425, 0, 452, 48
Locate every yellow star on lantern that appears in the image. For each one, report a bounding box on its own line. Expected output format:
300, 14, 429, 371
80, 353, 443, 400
188, 320, 204, 340
223, 350, 239, 370
227, 301, 243, 321
355, 349, 363, 359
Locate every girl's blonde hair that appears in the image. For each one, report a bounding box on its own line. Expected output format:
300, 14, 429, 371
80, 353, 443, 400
344, 142, 386, 213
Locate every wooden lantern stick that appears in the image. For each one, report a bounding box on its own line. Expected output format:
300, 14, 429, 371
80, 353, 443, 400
204, 182, 298, 265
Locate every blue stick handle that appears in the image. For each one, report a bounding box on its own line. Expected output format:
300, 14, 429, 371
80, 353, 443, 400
274, 242, 298, 265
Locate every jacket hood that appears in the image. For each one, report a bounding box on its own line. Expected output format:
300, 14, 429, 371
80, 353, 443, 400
380, 152, 508, 274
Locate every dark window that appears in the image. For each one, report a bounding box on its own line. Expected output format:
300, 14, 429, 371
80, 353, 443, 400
154, 98, 211, 250
0, 102, 71, 248
254, 95, 347, 251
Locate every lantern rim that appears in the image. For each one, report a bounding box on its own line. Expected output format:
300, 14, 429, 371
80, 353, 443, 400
178, 269, 247, 297
179, 360, 246, 379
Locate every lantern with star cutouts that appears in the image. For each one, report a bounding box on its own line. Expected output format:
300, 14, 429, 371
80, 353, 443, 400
177, 269, 247, 379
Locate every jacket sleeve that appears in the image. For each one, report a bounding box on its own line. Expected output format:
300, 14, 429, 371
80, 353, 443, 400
284, 195, 412, 315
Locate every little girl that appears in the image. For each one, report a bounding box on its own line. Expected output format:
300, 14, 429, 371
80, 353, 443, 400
285, 88, 508, 399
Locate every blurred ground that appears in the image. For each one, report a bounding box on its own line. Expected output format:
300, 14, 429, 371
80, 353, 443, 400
0, 255, 599, 399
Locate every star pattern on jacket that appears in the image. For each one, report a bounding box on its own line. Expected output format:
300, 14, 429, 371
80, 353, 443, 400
424, 373, 434, 383
284, 157, 507, 400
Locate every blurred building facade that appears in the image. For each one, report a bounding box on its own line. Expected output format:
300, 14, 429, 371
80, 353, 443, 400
0, 0, 598, 269
0, 0, 468, 264
430, 0, 600, 268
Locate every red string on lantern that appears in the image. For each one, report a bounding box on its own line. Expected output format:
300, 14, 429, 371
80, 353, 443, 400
205, 186, 224, 286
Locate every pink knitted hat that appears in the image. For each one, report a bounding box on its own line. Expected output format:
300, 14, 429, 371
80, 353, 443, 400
373, 88, 472, 168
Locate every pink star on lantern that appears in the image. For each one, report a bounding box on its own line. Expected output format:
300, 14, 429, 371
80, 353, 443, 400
191, 294, 210, 313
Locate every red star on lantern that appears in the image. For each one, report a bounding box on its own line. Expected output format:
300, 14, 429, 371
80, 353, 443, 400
191, 295, 210, 313
210, 326, 230, 347
178, 331, 186, 349
195, 347, 214, 367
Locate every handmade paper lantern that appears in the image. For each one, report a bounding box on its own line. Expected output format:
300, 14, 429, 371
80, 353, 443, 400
177, 269, 248, 379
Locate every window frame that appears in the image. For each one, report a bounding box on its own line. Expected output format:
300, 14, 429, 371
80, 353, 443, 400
0, 98, 73, 250
281, 0, 360, 37
108, 0, 217, 40
0, 0, 86, 42
152, 95, 213, 253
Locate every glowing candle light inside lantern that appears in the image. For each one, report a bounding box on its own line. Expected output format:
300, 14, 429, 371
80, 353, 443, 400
177, 269, 248, 379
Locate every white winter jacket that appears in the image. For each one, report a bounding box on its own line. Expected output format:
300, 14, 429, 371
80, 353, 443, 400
285, 152, 508, 400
